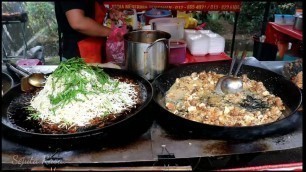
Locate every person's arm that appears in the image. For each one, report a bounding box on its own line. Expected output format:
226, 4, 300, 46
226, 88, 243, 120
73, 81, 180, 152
65, 9, 112, 37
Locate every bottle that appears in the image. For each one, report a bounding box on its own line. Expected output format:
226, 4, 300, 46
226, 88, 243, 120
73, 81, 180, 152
124, 9, 138, 30
295, 2, 303, 16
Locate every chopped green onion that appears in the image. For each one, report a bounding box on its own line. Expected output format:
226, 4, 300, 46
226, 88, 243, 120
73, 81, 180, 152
48, 57, 119, 109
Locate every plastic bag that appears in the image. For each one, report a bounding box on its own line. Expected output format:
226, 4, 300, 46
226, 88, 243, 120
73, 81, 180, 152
106, 24, 128, 67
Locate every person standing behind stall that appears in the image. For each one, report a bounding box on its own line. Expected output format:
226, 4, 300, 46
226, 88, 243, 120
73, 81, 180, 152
54, 0, 124, 63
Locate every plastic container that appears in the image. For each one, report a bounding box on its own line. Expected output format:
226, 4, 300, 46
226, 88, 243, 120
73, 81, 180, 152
150, 18, 185, 40
142, 25, 152, 30
198, 30, 212, 34
295, 8, 303, 16
184, 29, 197, 40
293, 14, 303, 31
185, 33, 209, 56
205, 33, 225, 55
274, 14, 295, 25
144, 9, 172, 24
123, 9, 138, 30
184, 29, 225, 56
169, 40, 187, 64
184, 29, 212, 40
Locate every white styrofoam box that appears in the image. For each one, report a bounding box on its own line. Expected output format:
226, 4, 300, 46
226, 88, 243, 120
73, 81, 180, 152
184, 29, 212, 41
185, 33, 209, 56
205, 33, 225, 54
198, 30, 212, 34
184, 29, 197, 40
150, 18, 185, 40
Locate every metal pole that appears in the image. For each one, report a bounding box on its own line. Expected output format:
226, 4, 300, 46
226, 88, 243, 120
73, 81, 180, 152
261, 2, 271, 35
257, 2, 271, 60
230, 12, 239, 58
2, 25, 8, 59
21, 22, 28, 58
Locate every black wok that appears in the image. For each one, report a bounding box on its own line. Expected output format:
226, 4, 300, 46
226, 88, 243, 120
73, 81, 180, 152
2, 68, 153, 149
152, 61, 302, 140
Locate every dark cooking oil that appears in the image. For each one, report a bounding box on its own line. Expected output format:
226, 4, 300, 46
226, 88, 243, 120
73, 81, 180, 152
7, 93, 42, 133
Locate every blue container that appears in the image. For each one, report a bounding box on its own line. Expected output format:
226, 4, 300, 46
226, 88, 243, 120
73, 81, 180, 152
274, 14, 295, 25
144, 9, 172, 24
145, 8, 172, 18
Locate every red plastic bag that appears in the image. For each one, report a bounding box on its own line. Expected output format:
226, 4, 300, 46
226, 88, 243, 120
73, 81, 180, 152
106, 24, 128, 67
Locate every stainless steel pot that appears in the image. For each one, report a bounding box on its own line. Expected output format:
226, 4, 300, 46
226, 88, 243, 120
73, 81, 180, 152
124, 30, 171, 80
293, 14, 303, 31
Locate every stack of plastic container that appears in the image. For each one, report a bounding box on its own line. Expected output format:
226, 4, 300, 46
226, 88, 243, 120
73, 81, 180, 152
185, 32, 209, 56
184, 29, 225, 56
184, 29, 198, 40
205, 33, 225, 55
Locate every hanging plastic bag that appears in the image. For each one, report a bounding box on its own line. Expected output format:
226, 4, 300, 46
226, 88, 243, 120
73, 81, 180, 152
106, 24, 128, 67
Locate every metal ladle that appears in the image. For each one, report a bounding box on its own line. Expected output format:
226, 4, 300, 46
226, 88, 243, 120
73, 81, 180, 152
215, 46, 239, 94
215, 42, 248, 94
27, 73, 46, 87
6, 62, 46, 92
220, 49, 247, 94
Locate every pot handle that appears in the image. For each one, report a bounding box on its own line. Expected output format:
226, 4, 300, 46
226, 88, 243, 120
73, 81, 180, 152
146, 38, 169, 52
5, 62, 29, 77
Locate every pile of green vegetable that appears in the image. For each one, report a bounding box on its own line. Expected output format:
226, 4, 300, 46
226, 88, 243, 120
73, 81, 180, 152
48, 57, 119, 106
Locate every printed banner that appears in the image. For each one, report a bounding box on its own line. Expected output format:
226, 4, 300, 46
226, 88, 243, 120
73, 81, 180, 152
104, 1, 241, 12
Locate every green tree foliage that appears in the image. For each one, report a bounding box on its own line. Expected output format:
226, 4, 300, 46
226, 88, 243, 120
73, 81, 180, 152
24, 2, 57, 37
273, 2, 295, 14
237, 2, 296, 35
237, 2, 268, 34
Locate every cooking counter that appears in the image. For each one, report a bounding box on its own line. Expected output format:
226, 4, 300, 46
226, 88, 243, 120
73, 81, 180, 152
2, 58, 302, 171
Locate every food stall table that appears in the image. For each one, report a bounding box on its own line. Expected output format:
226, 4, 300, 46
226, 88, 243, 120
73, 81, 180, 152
265, 22, 303, 60
265, 22, 303, 43
185, 52, 232, 63
1, 58, 302, 171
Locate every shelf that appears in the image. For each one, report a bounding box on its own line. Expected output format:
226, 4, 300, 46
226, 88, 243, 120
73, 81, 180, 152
2, 12, 28, 23
184, 50, 231, 64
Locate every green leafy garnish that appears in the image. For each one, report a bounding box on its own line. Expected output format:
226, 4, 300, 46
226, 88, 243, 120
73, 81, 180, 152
48, 57, 119, 108
25, 106, 40, 120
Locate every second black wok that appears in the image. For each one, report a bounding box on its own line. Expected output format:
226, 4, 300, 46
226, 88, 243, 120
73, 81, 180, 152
152, 61, 302, 140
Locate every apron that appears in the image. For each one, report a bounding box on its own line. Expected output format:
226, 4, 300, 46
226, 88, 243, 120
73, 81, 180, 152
77, 1, 107, 63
